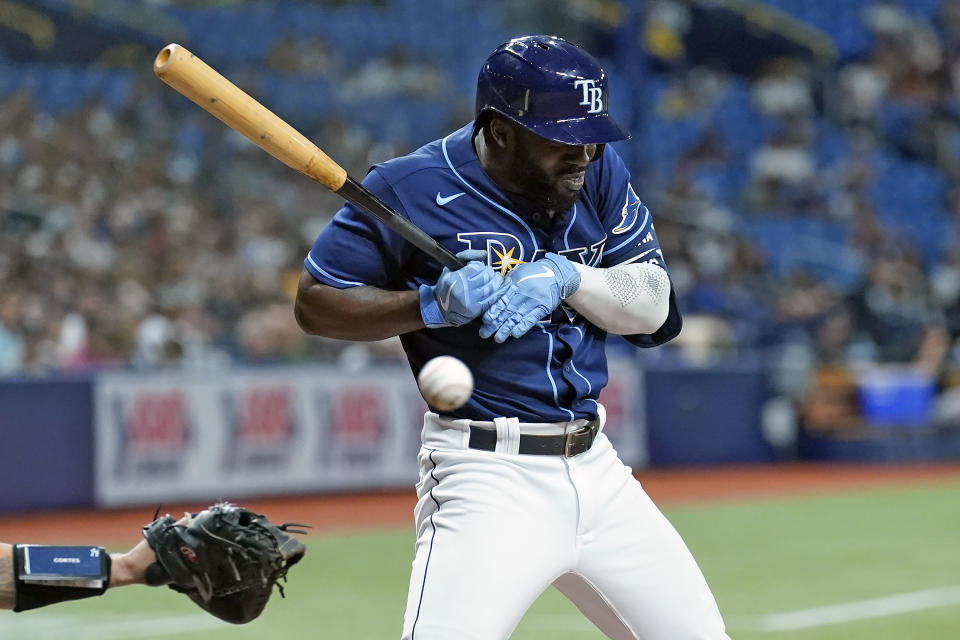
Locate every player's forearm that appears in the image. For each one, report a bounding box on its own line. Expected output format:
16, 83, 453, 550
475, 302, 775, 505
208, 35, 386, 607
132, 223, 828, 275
0, 542, 146, 610
1, 543, 13, 609
566, 262, 670, 335
295, 272, 425, 340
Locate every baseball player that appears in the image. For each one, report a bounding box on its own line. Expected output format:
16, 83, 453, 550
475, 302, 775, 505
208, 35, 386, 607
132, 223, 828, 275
296, 35, 729, 639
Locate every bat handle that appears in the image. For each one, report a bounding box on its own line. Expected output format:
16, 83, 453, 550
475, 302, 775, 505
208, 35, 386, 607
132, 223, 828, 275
338, 178, 468, 270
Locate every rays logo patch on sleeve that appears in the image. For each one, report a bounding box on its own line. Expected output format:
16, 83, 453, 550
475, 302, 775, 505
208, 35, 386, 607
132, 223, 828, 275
612, 183, 641, 235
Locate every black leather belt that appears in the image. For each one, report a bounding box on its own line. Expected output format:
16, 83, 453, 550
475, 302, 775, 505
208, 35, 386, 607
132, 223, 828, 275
467, 417, 600, 457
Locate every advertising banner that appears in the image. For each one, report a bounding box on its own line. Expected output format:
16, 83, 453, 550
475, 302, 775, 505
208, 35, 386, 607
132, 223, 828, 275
94, 365, 421, 506
94, 357, 645, 507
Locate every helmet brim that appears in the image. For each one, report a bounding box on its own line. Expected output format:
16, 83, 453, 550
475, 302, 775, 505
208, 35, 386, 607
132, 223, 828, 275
524, 113, 631, 145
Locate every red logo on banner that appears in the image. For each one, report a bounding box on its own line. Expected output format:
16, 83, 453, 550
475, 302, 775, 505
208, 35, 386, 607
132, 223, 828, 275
127, 392, 188, 453
331, 387, 384, 444
237, 387, 293, 445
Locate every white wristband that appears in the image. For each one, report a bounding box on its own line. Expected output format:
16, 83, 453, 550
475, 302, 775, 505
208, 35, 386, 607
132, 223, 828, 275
566, 261, 671, 335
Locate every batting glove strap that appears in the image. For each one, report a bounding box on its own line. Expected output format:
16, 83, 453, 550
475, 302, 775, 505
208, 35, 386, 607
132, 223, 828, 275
419, 283, 452, 328
541, 252, 581, 299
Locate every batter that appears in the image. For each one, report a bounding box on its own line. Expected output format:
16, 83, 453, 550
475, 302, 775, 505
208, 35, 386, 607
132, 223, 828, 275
296, 35, 729, 640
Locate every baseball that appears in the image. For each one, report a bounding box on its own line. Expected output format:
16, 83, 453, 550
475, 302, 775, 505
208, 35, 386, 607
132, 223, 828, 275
417, 355, 474, 412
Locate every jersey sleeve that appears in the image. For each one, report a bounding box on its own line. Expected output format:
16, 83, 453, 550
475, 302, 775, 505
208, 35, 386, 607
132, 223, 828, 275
303, 168, 414, 290
592, 146, 682, 348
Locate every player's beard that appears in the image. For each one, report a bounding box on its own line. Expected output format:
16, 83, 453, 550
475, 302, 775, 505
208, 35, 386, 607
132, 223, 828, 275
507, 144, 582, 216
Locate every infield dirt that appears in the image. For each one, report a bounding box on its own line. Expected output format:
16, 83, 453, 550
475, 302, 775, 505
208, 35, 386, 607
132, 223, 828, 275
2, 462, 959, 544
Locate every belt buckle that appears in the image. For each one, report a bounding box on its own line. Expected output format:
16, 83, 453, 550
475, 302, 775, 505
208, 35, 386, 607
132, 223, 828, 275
564, 423, 595, 458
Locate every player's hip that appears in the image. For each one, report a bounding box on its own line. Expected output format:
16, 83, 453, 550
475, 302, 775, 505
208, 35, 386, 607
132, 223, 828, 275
420, 406, 608, 457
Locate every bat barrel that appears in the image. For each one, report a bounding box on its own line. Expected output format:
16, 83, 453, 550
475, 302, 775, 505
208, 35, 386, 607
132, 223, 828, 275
154, 44, 464, 270
153, 43, 347, 192
155, 44, 175, 68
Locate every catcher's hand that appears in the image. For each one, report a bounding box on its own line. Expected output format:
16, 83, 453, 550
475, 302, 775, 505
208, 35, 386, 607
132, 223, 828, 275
142, 502, 308, 624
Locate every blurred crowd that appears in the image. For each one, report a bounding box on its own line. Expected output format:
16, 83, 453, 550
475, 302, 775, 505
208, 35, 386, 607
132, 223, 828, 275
4, 0, 960, 423
637, 0, 960, 427
0, 70, 399, 375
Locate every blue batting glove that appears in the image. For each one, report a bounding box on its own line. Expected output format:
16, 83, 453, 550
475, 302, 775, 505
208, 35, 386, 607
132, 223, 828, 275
419, 250, 504, 328
480, 253, 581, 343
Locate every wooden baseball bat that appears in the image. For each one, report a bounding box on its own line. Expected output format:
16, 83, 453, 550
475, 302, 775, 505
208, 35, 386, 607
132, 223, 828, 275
153, 43, 465, 269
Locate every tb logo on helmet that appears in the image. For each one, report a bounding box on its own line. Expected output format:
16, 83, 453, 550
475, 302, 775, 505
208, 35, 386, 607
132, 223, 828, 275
574, 79, 604, 114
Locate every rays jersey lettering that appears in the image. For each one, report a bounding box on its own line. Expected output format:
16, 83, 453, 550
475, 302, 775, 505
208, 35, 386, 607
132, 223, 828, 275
305, 123, 680, 423
457, 232, 605, 278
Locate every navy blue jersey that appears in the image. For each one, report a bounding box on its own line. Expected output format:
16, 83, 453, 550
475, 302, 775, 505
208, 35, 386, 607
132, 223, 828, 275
305, 123, 681, 422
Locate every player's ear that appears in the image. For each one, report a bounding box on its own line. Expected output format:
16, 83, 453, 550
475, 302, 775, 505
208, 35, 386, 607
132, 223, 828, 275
488, 115, 513, 150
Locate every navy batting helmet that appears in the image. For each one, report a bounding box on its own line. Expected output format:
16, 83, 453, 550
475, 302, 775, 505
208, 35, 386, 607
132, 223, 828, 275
475, 35, 630, 145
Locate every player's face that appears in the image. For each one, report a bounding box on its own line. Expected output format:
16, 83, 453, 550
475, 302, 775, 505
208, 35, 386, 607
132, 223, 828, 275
508, 125, 597, 212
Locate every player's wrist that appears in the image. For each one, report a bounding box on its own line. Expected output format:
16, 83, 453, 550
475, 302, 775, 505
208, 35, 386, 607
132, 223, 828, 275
418, 283, 452, 328
109, 537, 156, 587
108, 552, 138, 587
542, 253, 581, 298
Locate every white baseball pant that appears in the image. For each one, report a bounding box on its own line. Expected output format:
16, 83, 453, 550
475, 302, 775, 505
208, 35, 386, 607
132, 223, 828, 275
400, 409, 730, 639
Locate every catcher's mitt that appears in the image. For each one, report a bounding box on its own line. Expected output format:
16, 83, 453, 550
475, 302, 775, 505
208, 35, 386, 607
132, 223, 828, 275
142, 502, 308, 624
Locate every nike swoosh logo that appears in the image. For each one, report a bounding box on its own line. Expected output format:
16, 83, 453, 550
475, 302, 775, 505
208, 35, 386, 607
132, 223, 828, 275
436, 192, 466, 206
516, 267, 555, 284
439, 283, 456, 311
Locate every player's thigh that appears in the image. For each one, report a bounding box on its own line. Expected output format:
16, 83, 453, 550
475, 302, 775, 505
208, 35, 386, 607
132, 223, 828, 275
560, 439, 727, 639
574, 478, 729, 639
401, 518, 558, 640
402, 448, 575, 640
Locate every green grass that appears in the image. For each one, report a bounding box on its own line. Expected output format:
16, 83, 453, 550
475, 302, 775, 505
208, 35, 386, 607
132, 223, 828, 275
667, 483, 960, 640
4, 481, 960, 639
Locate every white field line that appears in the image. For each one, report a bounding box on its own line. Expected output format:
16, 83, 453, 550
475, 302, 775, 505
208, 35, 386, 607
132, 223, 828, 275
736, 585, 960, 632
526, 585, 960, 635
0, 612, 226, 639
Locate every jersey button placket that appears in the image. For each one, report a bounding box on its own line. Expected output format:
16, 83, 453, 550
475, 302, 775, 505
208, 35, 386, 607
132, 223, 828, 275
556, 327, 587, 398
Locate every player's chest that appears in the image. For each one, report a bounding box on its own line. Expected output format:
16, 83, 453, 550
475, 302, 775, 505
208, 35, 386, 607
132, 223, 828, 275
415, 194, 607, 274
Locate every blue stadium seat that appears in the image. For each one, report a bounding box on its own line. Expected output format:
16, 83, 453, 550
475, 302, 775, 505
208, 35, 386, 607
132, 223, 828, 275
690, 165, 742, 202
0, 63, 16, 97
867, 153, 946, 223
712, 82, 777, 159
739, 215, 860, 286
814, 118, 851, 167
42, 68, 92, 114
903, 0, 944, 20
175, 124, 207, 155
344, 97, 449, 145
101, 72, 133, 111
